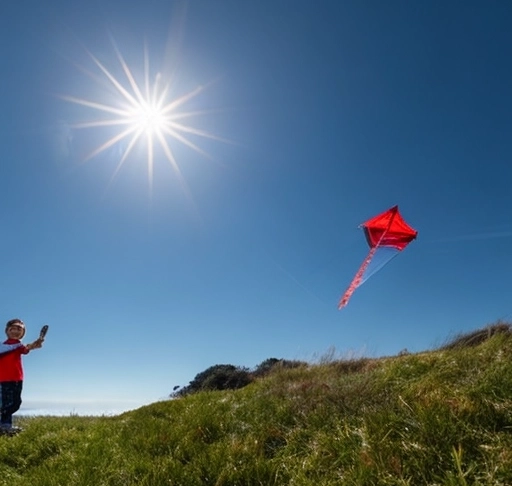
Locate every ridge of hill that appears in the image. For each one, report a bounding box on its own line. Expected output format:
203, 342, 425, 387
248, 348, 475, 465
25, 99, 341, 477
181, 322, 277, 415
2, 323, 512, 485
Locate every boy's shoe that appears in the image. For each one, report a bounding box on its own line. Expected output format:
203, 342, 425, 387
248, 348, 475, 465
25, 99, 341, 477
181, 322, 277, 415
0, 424, 22, 435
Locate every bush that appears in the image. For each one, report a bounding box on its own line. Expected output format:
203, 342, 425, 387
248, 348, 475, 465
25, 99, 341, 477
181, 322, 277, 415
252, 358, 308, 378
174, 364, 252, 396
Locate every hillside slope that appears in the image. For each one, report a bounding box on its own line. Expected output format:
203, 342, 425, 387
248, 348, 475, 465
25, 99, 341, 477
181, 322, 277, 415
2, 324, 512, 485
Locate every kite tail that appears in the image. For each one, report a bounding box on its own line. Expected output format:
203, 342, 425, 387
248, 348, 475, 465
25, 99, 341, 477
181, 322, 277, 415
338, 245, 379, 309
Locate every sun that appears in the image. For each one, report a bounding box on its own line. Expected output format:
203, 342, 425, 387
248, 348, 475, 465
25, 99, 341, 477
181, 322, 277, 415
132, 101, 166, 135
59, 42, 224, 194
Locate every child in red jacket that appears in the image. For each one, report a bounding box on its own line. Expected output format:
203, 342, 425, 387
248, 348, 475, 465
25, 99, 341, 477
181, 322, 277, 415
0, 318, 44, 433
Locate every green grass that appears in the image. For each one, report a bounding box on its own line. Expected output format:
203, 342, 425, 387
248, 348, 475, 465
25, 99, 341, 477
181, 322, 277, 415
2, 324, 512, 485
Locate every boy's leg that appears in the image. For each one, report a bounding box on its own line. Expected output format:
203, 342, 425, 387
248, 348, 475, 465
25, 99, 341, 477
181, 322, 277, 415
0, 381, 23, 428
11, 381, 23, 431
0, 381, 13, 427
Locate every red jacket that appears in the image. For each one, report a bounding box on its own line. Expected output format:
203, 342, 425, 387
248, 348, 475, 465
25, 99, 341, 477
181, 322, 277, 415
0, 339, 29, 381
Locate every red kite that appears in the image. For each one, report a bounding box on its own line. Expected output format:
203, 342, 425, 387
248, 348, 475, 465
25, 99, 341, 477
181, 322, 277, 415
338, 206, 417, 309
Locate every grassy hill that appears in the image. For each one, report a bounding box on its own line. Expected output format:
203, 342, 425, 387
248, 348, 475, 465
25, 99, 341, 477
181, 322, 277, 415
2, 323, 512, 485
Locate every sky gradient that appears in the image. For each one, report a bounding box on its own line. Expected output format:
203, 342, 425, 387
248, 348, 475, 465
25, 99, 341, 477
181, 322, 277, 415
2, 0, 511, 415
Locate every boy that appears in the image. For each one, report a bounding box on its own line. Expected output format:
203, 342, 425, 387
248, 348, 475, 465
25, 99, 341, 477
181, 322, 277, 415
0, 318, 44, 433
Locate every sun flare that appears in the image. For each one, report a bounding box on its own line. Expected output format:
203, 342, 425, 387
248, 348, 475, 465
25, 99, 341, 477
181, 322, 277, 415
60, 42, 224, 195
132, 102, 166, 135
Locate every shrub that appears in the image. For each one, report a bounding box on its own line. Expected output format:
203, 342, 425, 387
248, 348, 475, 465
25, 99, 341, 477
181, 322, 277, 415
252, 358, 307, 378
174, 364, 252, 396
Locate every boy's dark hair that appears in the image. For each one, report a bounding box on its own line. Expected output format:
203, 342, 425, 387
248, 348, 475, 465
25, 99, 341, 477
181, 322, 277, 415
6, 318, 24, 328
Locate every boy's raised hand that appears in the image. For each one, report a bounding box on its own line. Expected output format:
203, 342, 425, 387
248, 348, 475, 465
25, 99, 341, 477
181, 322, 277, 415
26, 339, 44, 350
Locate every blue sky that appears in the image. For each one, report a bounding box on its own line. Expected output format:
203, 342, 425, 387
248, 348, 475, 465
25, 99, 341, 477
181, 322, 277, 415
2, 0, 511, 415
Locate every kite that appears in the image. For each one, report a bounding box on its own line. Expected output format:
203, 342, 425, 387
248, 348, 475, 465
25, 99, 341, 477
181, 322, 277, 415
338, 205, 417, 309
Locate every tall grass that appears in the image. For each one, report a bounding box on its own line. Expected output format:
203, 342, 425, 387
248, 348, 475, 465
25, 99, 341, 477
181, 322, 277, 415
1, 324, 512, 485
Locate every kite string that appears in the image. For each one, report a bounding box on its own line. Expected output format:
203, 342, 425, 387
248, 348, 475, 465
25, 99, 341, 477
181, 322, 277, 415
359, 247, 400, 285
